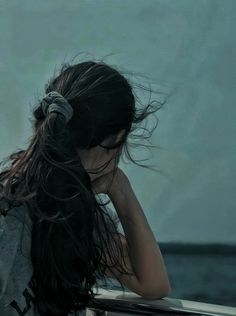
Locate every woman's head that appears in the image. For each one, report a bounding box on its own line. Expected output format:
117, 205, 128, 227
0, 57, 165, 315
35, 61, 134, 159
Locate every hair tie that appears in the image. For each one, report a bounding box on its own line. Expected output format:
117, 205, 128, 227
41, 91, 74, 124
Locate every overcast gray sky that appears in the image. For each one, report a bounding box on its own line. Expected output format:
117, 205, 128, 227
0, 0, 235, 244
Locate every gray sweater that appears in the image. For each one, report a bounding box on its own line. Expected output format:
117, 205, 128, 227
0, 197, 121, 316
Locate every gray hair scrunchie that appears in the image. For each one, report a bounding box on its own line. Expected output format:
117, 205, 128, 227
41, 91, 74, 124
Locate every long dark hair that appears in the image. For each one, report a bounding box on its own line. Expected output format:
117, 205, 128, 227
0, 56, 167, 315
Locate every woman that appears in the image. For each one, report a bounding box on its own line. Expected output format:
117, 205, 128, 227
0, 59, 171, 316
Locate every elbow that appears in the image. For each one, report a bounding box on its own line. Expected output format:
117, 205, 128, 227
161, 283, 172, 297
139, 283, 172, 300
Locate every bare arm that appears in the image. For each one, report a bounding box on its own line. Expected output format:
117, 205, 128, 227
103, 169, 171, 299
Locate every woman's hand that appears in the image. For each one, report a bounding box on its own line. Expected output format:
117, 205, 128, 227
91, 167, 130, 196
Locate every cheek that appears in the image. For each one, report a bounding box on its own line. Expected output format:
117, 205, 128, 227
104, 152, 119, 172
96, 146, 121, 173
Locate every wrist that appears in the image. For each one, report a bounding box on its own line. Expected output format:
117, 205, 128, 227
108, 178, 132, 203
106, 168, 132, 199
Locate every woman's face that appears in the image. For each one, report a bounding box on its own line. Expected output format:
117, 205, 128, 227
77, 129, 125, 182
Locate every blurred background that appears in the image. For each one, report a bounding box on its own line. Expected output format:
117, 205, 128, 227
0, 0, 235, 307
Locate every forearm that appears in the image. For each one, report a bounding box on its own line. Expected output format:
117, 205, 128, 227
108, 180, 171, 294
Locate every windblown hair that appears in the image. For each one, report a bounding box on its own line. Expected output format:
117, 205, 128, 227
0, 55, 166, 315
